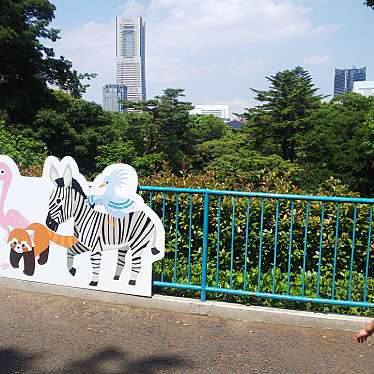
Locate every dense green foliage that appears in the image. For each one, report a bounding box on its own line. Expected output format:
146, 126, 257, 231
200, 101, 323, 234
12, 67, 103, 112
0, 0, 95, 123
31, 91, 114, 174
0, 120, 47, 171
244, 67, 324, 162
141, 173, 373, 316
299, 94, 374, 194
121, 89, 195, 171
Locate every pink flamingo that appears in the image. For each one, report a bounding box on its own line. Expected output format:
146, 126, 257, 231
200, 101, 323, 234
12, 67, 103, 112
0, 162, 30, 231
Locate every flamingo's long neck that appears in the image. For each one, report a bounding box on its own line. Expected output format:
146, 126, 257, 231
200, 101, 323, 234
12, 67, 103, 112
0, 180, 9, 218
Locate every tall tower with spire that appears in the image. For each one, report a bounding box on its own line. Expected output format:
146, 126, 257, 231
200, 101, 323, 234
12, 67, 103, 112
116, 16, 146, 101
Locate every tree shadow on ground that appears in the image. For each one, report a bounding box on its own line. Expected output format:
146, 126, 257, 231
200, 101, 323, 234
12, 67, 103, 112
55, 347, 188, 374
0, 348, 39, 373
56, 347, 189, 374
0, 346, 189, 373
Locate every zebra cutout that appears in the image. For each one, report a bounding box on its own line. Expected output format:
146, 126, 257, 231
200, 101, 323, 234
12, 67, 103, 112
46, 164, 164, 287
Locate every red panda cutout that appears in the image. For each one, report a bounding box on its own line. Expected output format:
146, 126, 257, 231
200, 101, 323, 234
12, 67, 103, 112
7, 223, 77, 276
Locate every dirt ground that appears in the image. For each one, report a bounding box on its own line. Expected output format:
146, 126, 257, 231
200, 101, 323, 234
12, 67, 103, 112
0, 287, 373, 374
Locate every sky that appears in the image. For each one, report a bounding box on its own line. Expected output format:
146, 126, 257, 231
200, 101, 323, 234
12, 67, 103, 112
50, 0, 374, 116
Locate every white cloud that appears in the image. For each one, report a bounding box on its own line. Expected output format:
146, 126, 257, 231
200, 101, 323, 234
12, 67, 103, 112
146, 0, 337, 54
54, 21, 115, 76
226, 98, 252, 116
53, 21, 116, 103
146, 56, 221, 84
147, 57, 263, 86
119, 0, 146, 17
310, 24, 342, 36
51, 0, 341, 104
304, 54, 331, 65
229, 59, 264, 74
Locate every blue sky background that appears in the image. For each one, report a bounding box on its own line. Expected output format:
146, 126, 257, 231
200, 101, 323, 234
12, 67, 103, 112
50, 0, 374, 116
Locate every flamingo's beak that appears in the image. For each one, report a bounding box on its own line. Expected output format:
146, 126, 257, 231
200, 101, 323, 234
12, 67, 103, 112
99, 183, 106, 188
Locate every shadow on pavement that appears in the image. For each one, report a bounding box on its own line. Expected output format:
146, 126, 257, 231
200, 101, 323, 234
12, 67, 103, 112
57, 347, 189, 374
0, 348, 38, 373
0, 346, 188, 374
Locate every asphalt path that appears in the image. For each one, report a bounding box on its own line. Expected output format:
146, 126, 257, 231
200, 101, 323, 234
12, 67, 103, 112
0, 288, 373, 374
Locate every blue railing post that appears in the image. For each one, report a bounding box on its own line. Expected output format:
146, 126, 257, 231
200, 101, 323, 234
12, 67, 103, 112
201, 192, 210, 301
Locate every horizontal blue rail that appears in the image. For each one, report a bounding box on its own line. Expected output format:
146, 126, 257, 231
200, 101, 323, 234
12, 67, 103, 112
139, 185, 374, 309
139, 185, 374, 204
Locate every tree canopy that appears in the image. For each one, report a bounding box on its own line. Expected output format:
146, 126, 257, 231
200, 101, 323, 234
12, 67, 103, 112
242, 66, 324, 162
122, 89, 195, 171
298, 94, 374, 193
0, 0, 95, 123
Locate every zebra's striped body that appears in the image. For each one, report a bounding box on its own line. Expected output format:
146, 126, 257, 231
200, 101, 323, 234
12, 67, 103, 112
46, 174, 159, 286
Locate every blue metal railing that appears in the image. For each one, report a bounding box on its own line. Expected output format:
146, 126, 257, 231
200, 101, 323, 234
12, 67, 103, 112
139, 186, 374, 308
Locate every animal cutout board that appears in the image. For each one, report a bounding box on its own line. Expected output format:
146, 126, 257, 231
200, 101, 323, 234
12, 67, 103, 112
0, 155, 165, 297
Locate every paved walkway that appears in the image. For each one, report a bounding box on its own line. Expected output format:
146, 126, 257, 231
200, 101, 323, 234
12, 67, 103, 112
0, 288, 373, 374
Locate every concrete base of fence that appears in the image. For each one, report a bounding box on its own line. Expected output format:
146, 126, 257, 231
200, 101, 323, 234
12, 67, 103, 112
0, 277, 371, 332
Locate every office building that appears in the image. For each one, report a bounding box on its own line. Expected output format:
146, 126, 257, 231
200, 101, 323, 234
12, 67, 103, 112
190, 105, 230, 121
102, 84, 127, 113
116, 16, 146, 101
334, 67, 367, 96
353, 81, 374, 97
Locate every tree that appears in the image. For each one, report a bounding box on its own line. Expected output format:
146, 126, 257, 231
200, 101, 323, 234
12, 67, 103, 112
195, 133, 302, 189
243, 66, 324, 162
365, 0, 374, 9
0, 120, 47, 170
95, 140, 137, 169
122, 89, 194, 171
299, 93, 374, 194
0, 0, 96, 123
188, 114, 230, 144
32, 91, 114, 174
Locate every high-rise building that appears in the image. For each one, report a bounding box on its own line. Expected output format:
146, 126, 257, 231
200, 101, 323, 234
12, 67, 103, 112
190, 105, 230, 121
353, 81, 374, 97
116, 16, 146, 102
102, 84, 127, 113
334, 67, 367, 96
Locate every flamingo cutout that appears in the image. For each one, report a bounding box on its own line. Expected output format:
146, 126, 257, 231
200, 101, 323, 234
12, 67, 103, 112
0, 162, 30, 231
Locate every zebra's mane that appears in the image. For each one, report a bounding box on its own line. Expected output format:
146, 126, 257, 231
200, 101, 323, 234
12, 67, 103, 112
55, 177, 87, 199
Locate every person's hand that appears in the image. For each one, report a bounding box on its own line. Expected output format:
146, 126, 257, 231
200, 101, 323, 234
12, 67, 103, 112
355, 329, 371, 343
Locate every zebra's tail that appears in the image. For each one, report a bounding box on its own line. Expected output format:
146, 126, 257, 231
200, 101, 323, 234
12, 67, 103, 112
149, 226, 159, 255
141, 206, 165, 257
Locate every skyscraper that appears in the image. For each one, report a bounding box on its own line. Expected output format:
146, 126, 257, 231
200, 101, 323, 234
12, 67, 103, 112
102, 84, 127, 113
116, 17, 146, 102
334, 67, 367, 96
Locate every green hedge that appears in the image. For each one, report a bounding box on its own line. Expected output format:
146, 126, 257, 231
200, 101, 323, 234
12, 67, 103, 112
140, 175, 374, 316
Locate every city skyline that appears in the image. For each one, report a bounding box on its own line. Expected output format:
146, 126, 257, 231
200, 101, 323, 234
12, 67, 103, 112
50, 0, 374, 115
